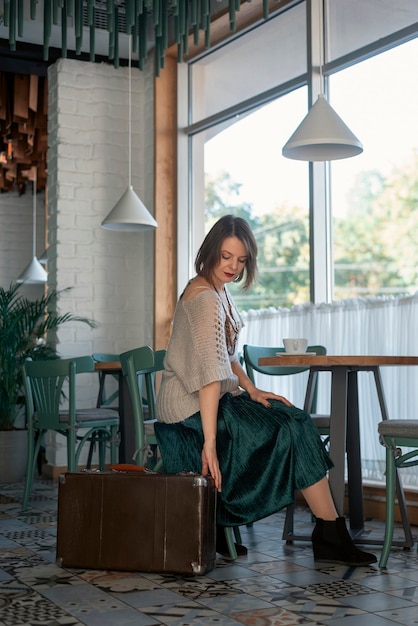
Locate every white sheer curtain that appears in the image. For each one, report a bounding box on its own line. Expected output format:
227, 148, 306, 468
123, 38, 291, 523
239, 292, 418, 488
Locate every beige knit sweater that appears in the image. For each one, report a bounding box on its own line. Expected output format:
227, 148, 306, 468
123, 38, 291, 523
157, 287, 242, 423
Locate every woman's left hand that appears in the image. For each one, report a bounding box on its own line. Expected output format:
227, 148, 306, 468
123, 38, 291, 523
249, 387, 292, 408
231, 359, 292, 408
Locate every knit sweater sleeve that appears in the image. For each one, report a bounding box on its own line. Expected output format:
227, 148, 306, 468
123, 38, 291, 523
180, 289, 236, 393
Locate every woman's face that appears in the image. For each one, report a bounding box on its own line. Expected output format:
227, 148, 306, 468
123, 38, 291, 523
212, 236, 248, 288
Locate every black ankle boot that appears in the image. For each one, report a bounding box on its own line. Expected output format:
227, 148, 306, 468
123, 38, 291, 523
312, 517, 377, 566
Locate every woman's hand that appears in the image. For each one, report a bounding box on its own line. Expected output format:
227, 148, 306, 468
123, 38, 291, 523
199, 381, 222, 492
230, 359, 292, 408
201, 439, 222, 492
249, 387, 293, 408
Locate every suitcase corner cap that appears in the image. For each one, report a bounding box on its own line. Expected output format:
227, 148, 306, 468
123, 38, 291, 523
191, 561, 208, 575
192, 476, 208, 488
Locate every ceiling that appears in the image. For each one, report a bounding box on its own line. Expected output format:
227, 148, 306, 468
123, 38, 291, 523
0, 0, 233, 68
0, 1, 234, 194
0, 0, 291, 195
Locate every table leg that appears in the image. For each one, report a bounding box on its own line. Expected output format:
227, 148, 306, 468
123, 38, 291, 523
303, 370, 318, 413
117, 374, 135, 463
328, 367, 348, 516
346, 371, 364, 530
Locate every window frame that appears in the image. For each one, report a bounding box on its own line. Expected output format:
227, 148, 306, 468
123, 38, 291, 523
176, 0, 418, 303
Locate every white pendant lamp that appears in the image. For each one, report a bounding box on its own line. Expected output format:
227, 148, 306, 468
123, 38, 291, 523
102, 36, 157, 231
17, 170, 48, 284
282, 2, 362, 162
282, 94, 363, 161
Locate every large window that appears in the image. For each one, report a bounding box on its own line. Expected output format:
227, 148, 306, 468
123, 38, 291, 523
330, 39, 418, 299
204, 89, 309, 310
180, 0, 418, 308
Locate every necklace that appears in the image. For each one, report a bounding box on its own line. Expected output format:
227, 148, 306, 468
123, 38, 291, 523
215, 287, 240, 356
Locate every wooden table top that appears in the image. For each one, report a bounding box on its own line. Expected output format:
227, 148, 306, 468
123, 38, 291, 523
94, 361, 122, 371
258, 355, 418, 367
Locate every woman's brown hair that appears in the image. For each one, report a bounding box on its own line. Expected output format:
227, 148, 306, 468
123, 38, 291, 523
194, 215, 258, 290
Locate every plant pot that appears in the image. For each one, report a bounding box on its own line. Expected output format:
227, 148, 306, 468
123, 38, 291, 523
0, 429, 27, 483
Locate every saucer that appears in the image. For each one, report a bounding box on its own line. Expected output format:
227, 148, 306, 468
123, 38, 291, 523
275, 351, 317, 356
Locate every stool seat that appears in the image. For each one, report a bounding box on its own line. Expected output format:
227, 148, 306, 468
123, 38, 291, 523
378, 420, 418, 438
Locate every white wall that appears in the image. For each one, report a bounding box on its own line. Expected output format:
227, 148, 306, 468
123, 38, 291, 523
44, 57, 155, 467
0, 189, 47, 300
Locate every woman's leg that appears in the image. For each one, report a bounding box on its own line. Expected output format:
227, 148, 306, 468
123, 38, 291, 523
301, 476, 377, 566
300, 476, 338, 520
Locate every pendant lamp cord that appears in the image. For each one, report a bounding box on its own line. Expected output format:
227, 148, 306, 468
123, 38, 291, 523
318, 0, 324, 96
128, 34, 132, 188
32, 168, 37, 258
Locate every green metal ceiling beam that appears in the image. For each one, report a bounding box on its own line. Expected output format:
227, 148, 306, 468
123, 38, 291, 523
1, 0, 274, 74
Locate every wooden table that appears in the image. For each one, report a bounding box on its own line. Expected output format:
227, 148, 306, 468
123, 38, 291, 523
94, 361, 135, 463
258, 354, 418, 545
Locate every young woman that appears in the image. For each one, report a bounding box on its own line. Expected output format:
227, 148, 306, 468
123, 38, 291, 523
155, 215, 376, 566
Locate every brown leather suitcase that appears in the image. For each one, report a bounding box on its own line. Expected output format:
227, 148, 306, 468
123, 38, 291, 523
56, 471, 216, 575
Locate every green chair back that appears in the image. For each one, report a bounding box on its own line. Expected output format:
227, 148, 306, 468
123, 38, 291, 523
23, 356, 95, 430
22, 356, 119, 511
119, 346, 166, 466
243, 344, 326, 381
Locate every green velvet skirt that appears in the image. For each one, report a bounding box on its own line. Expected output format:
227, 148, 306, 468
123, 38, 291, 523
154, 392, 333, 527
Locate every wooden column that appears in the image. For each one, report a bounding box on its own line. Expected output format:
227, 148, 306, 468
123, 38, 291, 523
154, 55, 177, 350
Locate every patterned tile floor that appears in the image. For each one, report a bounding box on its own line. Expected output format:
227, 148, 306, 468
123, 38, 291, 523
1, 479, 418, 626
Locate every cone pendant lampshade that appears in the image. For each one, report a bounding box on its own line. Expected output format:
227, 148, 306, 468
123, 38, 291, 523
101, 185, 158, 231
101, 35, 157, 232
17, 174, 47, 284
17, 256, 48, 284
282, 94, 363, 161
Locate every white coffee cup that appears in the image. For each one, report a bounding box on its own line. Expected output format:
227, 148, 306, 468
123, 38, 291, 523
283, 338, 308, 353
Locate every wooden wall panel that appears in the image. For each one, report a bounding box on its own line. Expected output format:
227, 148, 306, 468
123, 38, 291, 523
154, 56, 177, 351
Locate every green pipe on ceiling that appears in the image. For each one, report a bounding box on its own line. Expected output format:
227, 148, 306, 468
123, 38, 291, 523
61, 1, 67, 57
18, 0, 24, 37
43, 0, 52, 60
29, 0, 36, 20
9, 0, 16, 49
89, 21, 95, 61
3, 1, 274, 73
52, 0, 59, 25
87, 0, 94, 26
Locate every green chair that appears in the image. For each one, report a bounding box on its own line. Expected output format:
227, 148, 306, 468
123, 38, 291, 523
119, 346, 165, 469
22, 356, 119, 511
377, 419, 418, 568
243, 344, 330, 542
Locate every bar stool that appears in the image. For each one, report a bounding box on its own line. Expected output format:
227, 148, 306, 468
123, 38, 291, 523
377, 419, 418, 567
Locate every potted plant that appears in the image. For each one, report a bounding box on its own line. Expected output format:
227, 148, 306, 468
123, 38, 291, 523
0, 282, 97, 483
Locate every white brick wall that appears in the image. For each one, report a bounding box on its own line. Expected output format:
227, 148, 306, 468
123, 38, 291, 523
45, 57, 155, 466
48, 55, 155, 346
